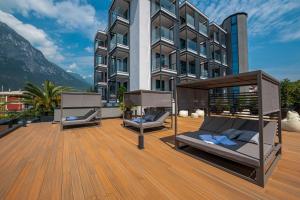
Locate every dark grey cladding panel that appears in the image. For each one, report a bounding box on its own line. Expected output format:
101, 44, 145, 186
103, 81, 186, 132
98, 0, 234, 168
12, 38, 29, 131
261, 78, 279, 115
124, 90, 172, 107
61, 93, 102, 108
177, 87, 208, 111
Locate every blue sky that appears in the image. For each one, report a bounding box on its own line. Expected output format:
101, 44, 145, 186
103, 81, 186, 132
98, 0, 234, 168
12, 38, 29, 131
0, 0, 300, 81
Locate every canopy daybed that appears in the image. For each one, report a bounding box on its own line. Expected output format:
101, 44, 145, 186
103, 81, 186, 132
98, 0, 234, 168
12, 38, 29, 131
60, 92, 102, 130
174, 70, 282, 187
123, 90, 173, 149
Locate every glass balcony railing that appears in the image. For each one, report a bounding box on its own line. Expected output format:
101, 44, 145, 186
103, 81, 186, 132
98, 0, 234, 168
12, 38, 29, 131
222, 53, 227, 65
152, 63, 176, 71
187, 40, 197, 52
186, 14, 195, 28
96, 74, 107, 83
214, 54, 221, 63
200, 45, 207, 57
152, 27, 174, 43
110, 61, 128, 75
201, 70, 208, 78
110, 34, 128, 50
212, 33, 220, 43
199, 23, 208, 36
95, 40, 106, 50
111, 9, 129, 25
180, 64, 196, 76
152, 0, 176, 16
220, 35, 226, 47
96, 56, 106, 66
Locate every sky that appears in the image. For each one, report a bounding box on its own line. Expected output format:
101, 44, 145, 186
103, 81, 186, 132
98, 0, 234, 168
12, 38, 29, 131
0, 0, 300, 81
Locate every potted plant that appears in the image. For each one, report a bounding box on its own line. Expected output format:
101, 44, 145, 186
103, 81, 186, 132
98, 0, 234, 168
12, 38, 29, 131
23, 80, 71, 122
117, 86, 133, 119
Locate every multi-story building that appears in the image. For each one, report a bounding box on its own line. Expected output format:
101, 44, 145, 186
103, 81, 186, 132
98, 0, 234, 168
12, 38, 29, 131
94, 30, 108, 101
0, 91, 25, 115
94, 0, 248, 101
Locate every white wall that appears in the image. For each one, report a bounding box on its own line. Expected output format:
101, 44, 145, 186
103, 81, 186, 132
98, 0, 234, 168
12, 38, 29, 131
129, 0, 151, 91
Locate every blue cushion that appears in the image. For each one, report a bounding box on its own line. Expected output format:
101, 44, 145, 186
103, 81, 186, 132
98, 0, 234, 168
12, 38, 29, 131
199, 134, 237, 146
144, 114, 156, 122
66, 116, 79, 121
237, 130, 259, 144
221, 129, 243, 139
132, 117, 146, 123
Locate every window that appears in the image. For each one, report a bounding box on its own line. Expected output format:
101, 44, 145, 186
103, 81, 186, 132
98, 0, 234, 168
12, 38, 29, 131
156, 80, 160, 90
155, 80, 165, 91
231, 15, 239, 75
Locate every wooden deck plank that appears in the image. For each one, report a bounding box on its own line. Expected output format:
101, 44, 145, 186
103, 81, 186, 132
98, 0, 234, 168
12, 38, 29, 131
0, 118, 299, 200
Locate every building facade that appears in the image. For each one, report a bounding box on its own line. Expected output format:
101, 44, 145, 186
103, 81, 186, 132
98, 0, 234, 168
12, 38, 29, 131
0, 91, 25, 115
94, 0, 248, 101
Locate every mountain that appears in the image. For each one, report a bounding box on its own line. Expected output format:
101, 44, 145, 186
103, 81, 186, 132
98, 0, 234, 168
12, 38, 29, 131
67, 71, 93, 85
0, 22, 90, 90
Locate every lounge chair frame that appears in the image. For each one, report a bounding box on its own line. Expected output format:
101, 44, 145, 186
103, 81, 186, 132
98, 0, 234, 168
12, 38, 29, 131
174, 70, 282, 187
60, 92, 103, 130
123, 90, 173, 149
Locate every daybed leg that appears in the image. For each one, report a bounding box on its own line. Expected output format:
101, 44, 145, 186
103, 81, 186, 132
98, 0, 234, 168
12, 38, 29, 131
175, 140, 179, 150
138, 135, 144, 149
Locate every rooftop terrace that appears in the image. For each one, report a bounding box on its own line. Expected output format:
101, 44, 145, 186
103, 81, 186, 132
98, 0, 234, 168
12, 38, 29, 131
0, 117, 299, 199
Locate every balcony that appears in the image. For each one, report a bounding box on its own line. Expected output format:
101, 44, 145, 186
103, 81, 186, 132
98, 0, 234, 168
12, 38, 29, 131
152, 26, 174, 45
214, 53, 221, 64
211, 32, 220, 44
221, 53, 227, 66
152, 0, 176, 19
110, 60, 129, 77
199, 22, 208, 37
152, 63, 177, 74
220, 34, 226, 48
95, 56, 107, 69
180, 39, 197, 55
110, 8, 129, 27
180, 64, 196, 78
109, 34, 129, 52
186, 14, 195, 29
200, 44, 207, 58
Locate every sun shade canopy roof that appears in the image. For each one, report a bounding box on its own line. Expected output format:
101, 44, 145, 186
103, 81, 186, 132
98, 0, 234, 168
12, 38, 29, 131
177, 70, 280, 90
61, 92, 102, 109
124, 90, 172, 107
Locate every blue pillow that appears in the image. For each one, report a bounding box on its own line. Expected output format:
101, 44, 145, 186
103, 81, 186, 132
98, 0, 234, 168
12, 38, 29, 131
132, 117, 146, 123
66, 116, 79, 121
237, 131, 259, 144
221, 129, 243, 139
144, 114, 155, 122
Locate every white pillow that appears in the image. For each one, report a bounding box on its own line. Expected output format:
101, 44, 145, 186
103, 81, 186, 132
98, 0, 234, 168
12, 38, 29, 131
287, 111, 300, 120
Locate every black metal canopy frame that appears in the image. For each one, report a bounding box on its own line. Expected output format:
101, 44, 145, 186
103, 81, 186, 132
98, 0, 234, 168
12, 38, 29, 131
174, 70, 282, 187
123, 90, 173, 149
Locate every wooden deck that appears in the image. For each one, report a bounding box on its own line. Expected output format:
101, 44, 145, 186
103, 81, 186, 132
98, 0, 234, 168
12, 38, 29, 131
0, 117, 299, 200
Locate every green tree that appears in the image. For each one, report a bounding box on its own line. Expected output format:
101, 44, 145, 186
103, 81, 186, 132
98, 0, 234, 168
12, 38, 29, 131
117, 86, 127, 111
23, 80, 71, 116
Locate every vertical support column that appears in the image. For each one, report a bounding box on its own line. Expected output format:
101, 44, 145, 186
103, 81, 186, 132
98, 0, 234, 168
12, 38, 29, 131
175, 0, 180, 85
277, 82, 282, 153
174, 86, 179, 148
257, 72, 265, 187
60, 94, 63, 131
138, 91, 144, 149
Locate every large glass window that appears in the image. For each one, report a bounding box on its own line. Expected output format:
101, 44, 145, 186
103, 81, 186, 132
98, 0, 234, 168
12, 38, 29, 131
231, 16, 239, 75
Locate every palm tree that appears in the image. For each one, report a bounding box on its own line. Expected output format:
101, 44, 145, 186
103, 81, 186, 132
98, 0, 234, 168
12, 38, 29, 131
23, 80, 72, 116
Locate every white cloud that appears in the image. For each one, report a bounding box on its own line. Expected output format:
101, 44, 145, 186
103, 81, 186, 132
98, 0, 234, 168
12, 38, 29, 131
68, 63, 78, 70
0, 10, 64, 62
189, 0, 300, 42
0, 0, 106, 39
84, 46, 93, 53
